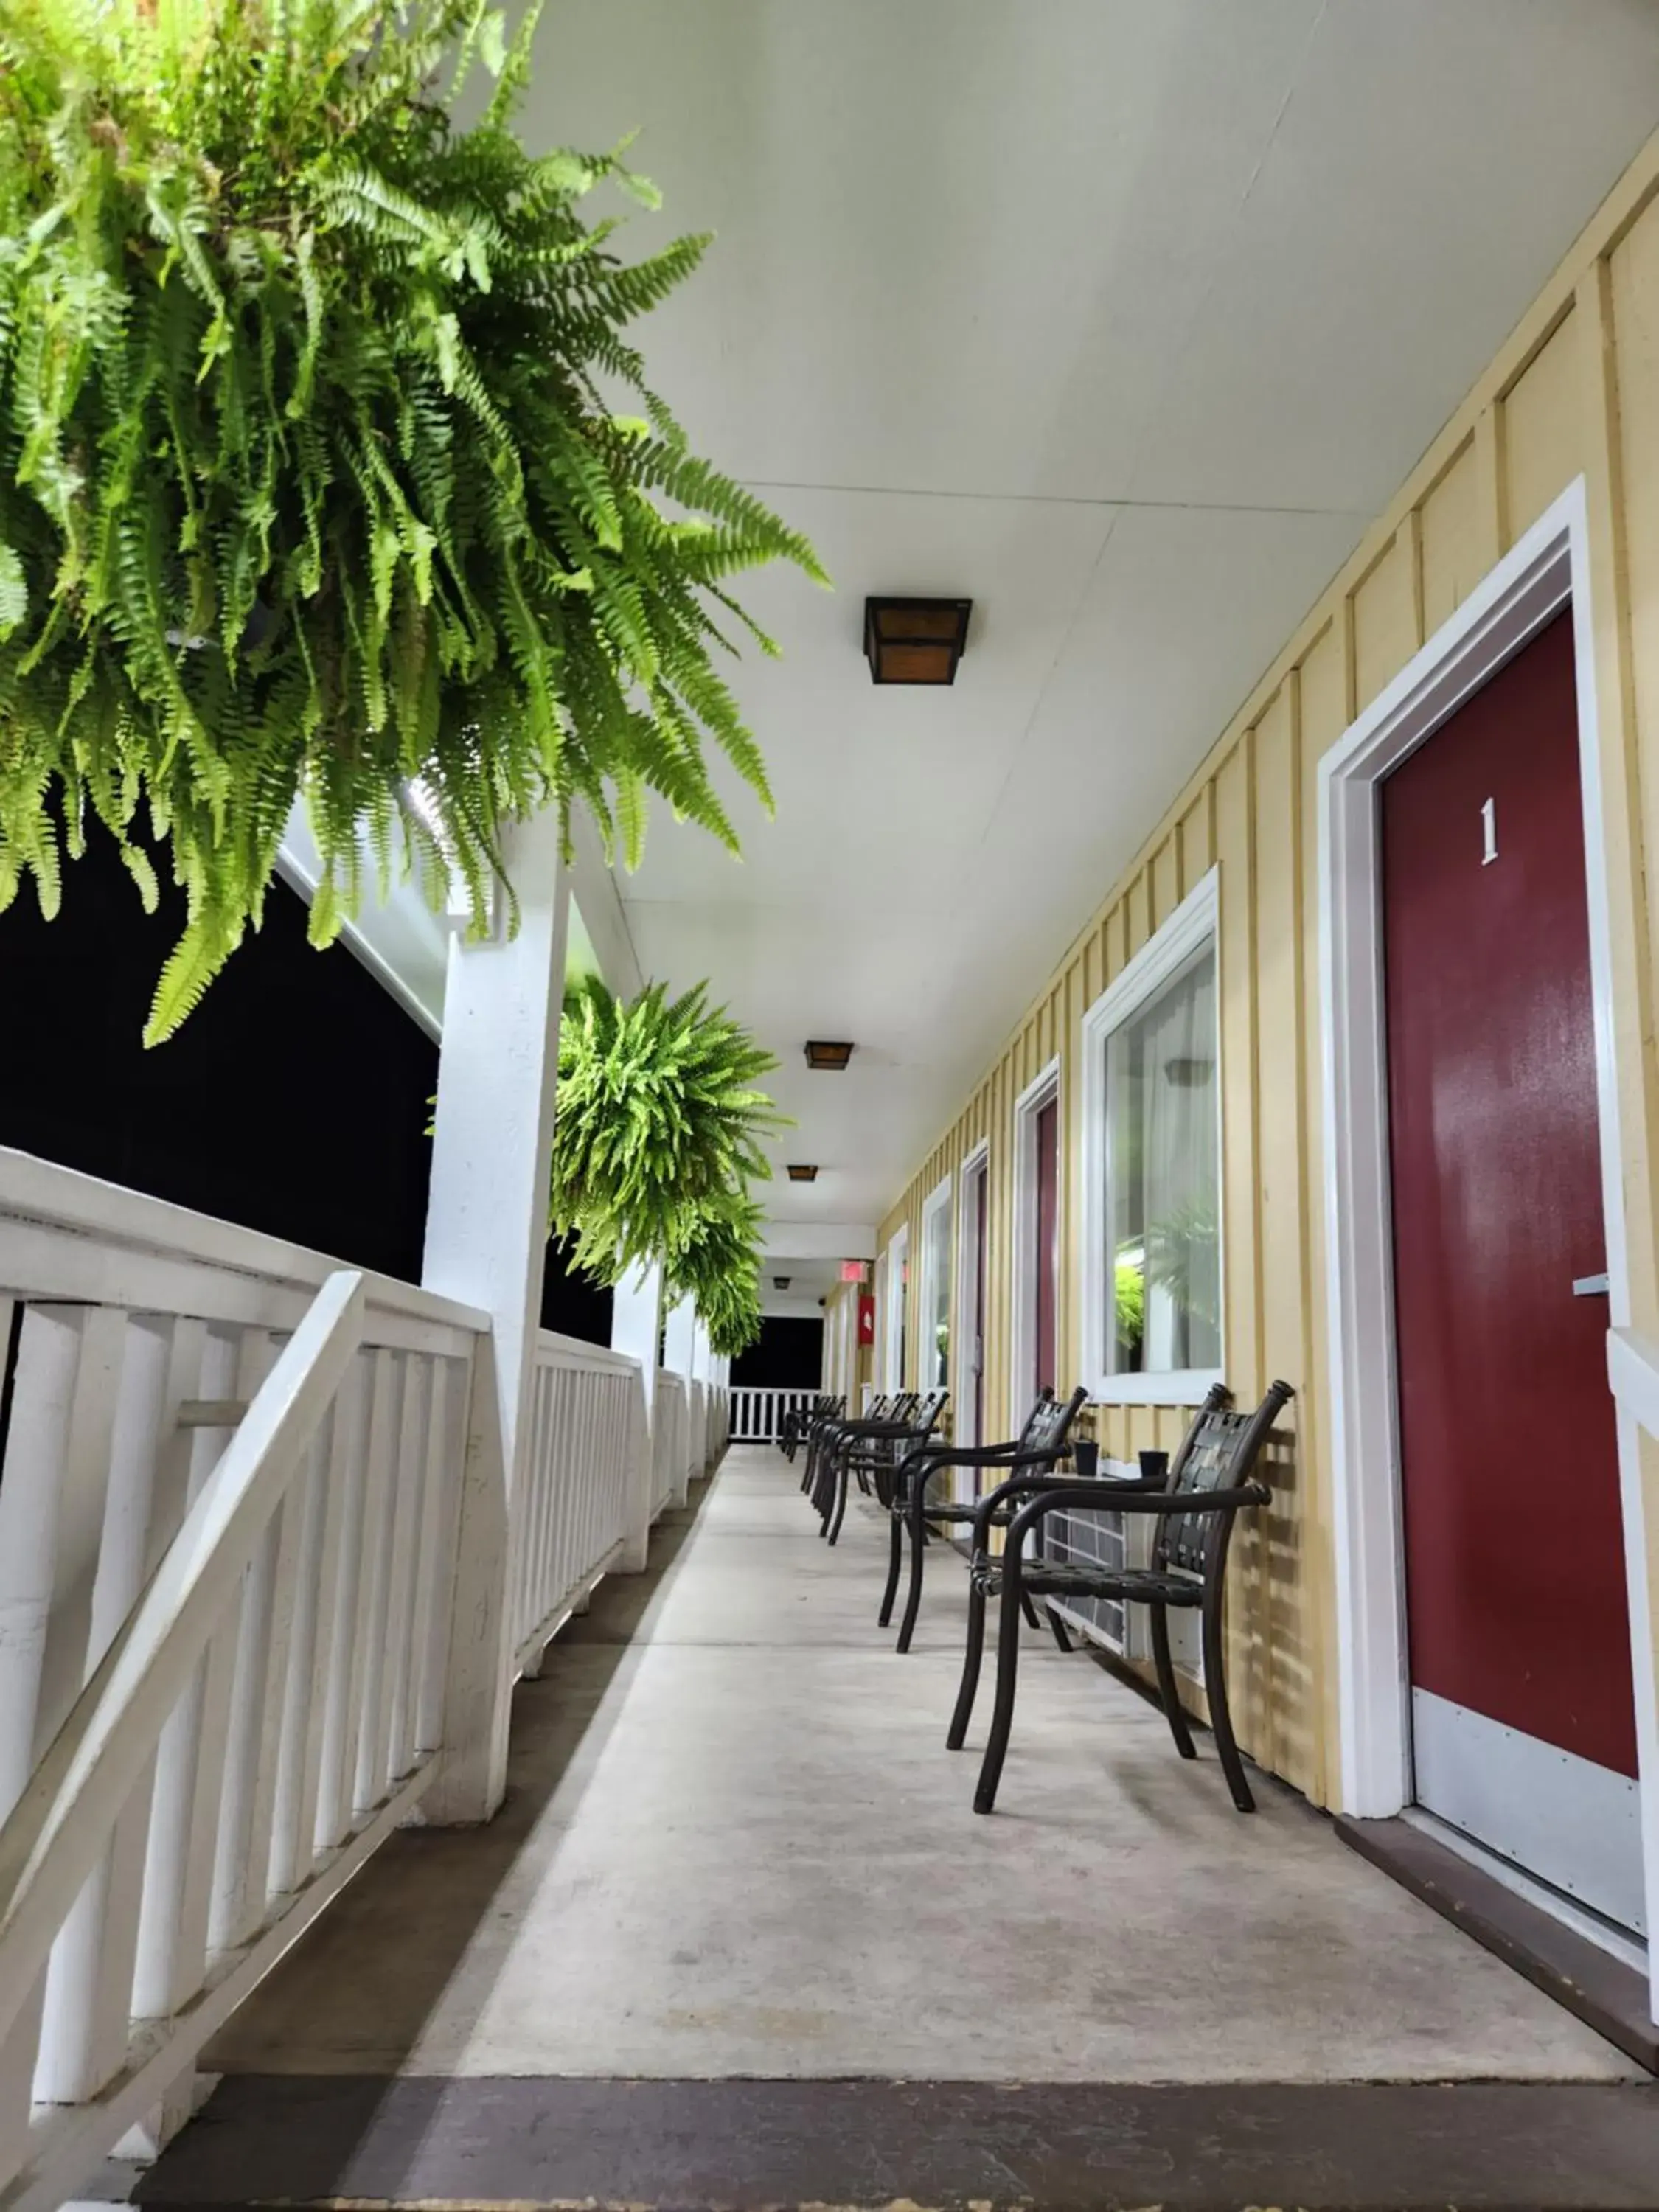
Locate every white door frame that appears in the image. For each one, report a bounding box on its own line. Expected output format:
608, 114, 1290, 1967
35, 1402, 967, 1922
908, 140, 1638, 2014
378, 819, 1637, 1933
1009, 1057, 1061, 1433
880, 1223, 910, 1394
1318, 479, 1656, 1969
956, 1140, 991, 1446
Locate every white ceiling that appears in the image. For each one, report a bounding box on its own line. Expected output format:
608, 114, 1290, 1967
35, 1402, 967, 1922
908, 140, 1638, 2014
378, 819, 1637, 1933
520, 0, 1659, 1263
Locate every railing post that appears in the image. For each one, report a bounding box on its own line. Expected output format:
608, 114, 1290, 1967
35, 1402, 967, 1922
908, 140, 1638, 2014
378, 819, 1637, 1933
421, 813, 570, 1825
610, 1262, 663, 1572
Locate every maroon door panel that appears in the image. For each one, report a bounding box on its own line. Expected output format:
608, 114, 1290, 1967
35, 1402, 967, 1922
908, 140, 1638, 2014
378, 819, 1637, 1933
1034, 1099, 1059, 1397
1382, 611, 1635, 1778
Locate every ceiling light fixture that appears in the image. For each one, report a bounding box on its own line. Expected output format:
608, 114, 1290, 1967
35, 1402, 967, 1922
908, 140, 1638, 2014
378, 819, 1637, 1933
863, 596, 971, 685
787, 1164, 820, 1183
773, 1276, 791, 1291
804, 1040, 855, 1071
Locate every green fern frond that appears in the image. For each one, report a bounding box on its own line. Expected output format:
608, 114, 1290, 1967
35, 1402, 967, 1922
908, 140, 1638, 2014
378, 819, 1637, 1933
0, 0, 824, 1040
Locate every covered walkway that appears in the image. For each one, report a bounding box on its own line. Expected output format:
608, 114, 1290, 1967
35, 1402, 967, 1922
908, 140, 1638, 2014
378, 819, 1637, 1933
130, 1447, 1659, 2208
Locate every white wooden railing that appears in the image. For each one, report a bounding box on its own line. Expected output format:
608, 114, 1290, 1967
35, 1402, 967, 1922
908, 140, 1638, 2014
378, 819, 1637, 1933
0, 1149, 728, 2208
511, 1334, 645, 1679
0, 1152, 488, 2212
729, 1386, 818, 1444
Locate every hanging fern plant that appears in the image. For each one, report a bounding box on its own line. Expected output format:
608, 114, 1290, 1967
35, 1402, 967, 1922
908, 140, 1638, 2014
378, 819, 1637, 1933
0, 0, 824, 1043
665, 1192, 765, 1357
550, 974, 782, 1331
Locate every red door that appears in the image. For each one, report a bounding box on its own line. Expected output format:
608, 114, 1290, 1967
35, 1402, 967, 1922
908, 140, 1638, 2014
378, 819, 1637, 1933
1034, 1099, 1059, 1398
1382, 611, 1639, 1927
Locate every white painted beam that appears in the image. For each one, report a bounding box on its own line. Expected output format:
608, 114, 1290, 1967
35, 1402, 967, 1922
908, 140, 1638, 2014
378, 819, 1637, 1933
761, 1223, 877, 1261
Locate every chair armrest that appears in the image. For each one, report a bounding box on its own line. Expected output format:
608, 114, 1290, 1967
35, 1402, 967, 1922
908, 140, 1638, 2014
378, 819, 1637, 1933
894, 1440, 1032, 1498
963, 1453, 1124, 1545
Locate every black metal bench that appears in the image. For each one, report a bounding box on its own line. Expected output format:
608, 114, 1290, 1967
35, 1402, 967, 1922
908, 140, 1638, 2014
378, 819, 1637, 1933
782, 1392, 841, 1461
819, 1390, 948, 1544
947, 1380, 1293, 1814
880, 1388, 1089, 1652
799, 1391, 904, 1498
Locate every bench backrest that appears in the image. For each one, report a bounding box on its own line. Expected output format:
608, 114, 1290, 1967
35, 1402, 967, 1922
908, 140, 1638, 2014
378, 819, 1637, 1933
1016, 1383, 1088, 1464
1153, 1380, 1294, 1579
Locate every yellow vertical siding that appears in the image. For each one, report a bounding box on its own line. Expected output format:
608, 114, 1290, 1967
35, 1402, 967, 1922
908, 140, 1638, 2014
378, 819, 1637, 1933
873, 131, 1659, 1804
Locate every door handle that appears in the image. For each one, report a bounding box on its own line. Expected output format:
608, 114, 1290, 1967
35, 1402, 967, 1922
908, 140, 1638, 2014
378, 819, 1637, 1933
1572, 1273, 1610, 1297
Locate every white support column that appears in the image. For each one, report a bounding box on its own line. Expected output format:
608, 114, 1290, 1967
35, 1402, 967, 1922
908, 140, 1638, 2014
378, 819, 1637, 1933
691, 1319, 712, 1473
663, 1296, 697, 1506
611, 1261, 663, 1572
421, 812, 570, 1824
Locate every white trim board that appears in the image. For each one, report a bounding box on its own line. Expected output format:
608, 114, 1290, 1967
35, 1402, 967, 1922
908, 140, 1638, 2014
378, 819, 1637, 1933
1009, 1055, 1061, 1432
1078, 868, 1225, 1407
955, 1140, 991, 1448
1315, 478, 1658, 1998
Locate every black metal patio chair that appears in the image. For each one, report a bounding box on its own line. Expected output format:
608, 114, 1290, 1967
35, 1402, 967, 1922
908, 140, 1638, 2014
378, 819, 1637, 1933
880, 1387, 1089, 1653
820, 1389, 947, 1545
799, 1392, 898, 1497
782, 1393, 841, 1461
947, 1379, 1293, 1814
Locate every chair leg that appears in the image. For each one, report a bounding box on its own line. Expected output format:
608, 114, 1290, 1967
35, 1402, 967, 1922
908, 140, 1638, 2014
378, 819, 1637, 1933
1149, 1602, 1197, 1759
878, 1509, 903, 1627
827, 1453, 851, 1545
947, 1573, 987, 1749
973, 1570, 1026, 1813
1046, 1603, 1072, 1654
1018, 1589, 1042, 1632
896, 1489, 928, 1651
1201, 1589, 1254, 1812
814, 1451, 834, 1531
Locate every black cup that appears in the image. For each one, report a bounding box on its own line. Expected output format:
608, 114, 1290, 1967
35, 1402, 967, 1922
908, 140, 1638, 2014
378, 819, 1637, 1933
1138, 1447, 1170, 1488
1071, 1438, 1099, 1481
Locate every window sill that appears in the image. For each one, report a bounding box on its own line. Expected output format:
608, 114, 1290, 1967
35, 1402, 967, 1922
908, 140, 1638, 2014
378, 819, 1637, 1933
1086, 1368, 1224, 1408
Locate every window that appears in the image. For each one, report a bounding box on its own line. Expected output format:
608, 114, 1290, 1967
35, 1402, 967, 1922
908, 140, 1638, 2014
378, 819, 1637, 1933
1082, 870, 1222, 1403
918, 1176, 952, 1391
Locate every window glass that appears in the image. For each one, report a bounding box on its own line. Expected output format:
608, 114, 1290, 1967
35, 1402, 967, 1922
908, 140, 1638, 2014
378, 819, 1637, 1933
1104, 944, 1220, 1377
924, 1197, 951, 1387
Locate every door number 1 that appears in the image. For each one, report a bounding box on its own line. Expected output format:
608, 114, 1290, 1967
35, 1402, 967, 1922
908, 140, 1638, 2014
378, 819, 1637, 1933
1481, 796, 1498, 866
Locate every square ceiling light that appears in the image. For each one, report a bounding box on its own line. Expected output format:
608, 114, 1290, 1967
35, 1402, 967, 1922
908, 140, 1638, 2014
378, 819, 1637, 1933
787, 1164, 819, 1182
804, 1040, 855, 1071
863, 597, 971, 685
773, 1276, 791, 1291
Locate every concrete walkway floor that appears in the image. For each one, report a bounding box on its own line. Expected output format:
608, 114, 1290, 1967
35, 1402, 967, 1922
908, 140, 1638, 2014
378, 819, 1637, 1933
204, 1446, 1638, 2087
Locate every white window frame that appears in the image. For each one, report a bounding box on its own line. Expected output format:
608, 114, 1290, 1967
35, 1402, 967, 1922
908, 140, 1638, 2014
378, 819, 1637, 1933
1009, 1056, 1061, 1432
880, 1224, 910, 1393
954, 1139, 991, 1447
1079, 867, 1224, 1407
917, 1174, 953, 1394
